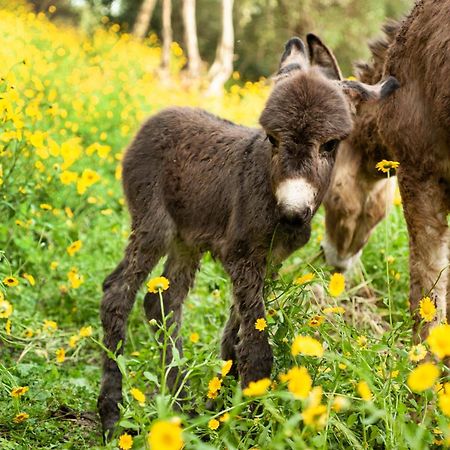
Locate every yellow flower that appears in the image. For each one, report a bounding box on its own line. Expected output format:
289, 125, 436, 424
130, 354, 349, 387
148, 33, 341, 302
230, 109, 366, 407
375, 160, 400, 173
302, 388, 328, 429
130, 388, 146, 405
243, 378, 271, 396
308, 315, 324, 327
294, 273, 314, 285
356, 335, 368, 348
418, 296, 436, 322
322, 306, 345, 315
291, 335, 324, 357
3, 276, 19, 287
11, 386, 29, 398
13, 412, 29, 423
43, 320, 58, 332
60, 170, 78, 185
189, 332, 199, 343
255, 318, 267, 331
148, 419, 184, 450
24, 328, 33, 338
56, 348, 65, 363
119, 432, 133, 450
332, 395, 349, 412
147, 276, 170, 293
280, 366, 312, 399
427, 324, 450, 359
79, 326, 92, 337
68, 268, 84, 289
302, 404, 327, 428
69, 335, 80, 348
408, 344, 427, 362
221, 360, 233, 377
0, 299, 13, 318
76, 168, 101, 194
208, 377, 222, 397
407, 362, 440, 392
438, 385, 450, 416
357, 381, 372, 401
208, 419, 220, 430
328, 273, 345, 297
67, 240, 82, 256
21, 273, 35, 286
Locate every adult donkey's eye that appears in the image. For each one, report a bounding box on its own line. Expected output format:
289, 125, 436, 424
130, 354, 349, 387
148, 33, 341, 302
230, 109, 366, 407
321, 139, 340, 153
267, 134, 279, 148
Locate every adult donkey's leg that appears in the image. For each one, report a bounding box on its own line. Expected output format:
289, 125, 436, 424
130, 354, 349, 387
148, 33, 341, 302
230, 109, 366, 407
144, 244, 200, 393
98, 226, 171, 438
223, 254, 273, 386
398, 170, 449, 340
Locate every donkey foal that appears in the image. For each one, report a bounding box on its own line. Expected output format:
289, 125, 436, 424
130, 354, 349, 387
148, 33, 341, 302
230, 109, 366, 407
98, 35, 398, 436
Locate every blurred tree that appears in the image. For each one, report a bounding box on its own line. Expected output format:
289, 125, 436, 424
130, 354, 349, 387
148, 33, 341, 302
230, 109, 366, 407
161, 0, 172, 70
74, 0, 413, 80
207, 0, 234, 95
132, 0, 157, 38
182, 0, 202, 77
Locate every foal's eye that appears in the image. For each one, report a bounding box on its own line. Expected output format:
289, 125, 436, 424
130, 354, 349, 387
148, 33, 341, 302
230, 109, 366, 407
321, 139, 340, 153
267, 134, 279, 148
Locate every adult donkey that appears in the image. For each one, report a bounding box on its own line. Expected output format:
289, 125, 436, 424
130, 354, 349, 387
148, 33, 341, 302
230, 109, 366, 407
322, 20, 400, 272
98, 35, 398, 436
323, 0, 450, 337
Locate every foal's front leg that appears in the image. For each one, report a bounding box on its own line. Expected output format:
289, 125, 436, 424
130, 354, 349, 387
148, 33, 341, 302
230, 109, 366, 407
224, 257, 273, 386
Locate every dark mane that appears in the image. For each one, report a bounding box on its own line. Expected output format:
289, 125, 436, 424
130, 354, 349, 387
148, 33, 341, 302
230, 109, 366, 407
354, 19, 402, 84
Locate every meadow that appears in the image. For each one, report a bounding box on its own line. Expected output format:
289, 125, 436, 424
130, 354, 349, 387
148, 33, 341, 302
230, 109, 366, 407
1, 2, 449, 449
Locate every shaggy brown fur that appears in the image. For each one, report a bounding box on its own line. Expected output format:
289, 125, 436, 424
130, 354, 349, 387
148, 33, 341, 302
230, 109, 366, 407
97, 36, 398, 437
322, 20, 401, 271
378, 0, 450, 337
324, 0, 450, 338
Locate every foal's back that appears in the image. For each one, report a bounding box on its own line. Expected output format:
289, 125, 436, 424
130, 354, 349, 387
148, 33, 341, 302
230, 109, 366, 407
122, 107, 266, 243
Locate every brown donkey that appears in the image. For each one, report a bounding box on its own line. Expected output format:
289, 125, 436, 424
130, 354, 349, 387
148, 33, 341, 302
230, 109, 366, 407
98, 36, 398, 436
322, 20, 401, 271
324, 0, 450, 336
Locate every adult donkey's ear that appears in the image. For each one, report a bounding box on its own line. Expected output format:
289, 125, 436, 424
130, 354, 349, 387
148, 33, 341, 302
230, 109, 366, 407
276, 37, 309, 78
339, 76, 400, 104
307, 33, 343, 81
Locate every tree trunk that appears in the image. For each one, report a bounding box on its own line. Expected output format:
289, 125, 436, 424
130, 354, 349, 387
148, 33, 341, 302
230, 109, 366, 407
207, 0, 234, 96
161, 0, 172, 70
182, 0, 202, 78
133, 0, 157, 39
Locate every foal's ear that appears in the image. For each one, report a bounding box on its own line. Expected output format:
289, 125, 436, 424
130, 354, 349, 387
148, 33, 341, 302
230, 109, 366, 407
339, 76, 400, 105
307, 33, 342, 81
276, 37, 309, 78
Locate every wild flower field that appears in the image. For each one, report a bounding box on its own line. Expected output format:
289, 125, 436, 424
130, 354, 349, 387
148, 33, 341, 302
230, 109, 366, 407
1, 3, 450, 449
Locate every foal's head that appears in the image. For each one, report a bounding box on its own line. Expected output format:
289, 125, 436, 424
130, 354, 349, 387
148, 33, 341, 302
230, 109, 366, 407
260, 35, 399, 227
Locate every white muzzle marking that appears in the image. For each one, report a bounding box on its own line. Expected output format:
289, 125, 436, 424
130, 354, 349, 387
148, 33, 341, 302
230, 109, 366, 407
275, 178, 317, 215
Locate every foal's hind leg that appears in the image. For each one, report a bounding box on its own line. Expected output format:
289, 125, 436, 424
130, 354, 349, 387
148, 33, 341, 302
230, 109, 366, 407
144, 243, 200, 394
220, 305, 240, 378
98, 227, 171, 438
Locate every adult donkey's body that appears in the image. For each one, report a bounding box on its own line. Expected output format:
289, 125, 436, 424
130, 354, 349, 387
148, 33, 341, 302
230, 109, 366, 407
98, 36, 398, 436
323, 0, 450, 336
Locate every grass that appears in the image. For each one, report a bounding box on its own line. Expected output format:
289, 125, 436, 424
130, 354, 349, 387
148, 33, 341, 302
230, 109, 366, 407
0, 2, 449, 449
